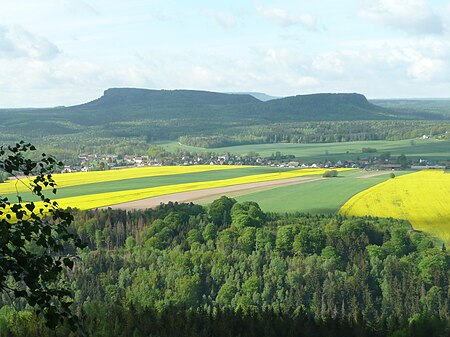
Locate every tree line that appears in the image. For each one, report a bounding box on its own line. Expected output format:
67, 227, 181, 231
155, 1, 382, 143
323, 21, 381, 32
177, 121, 449, 148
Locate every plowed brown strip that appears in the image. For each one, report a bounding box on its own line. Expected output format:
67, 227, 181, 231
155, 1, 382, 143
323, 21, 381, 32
106, 176, 321, 210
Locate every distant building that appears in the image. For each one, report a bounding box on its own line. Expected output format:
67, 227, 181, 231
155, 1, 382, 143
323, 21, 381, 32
376, 164, 402, 170
411, 165, 446, 170
62, 166, 72, 173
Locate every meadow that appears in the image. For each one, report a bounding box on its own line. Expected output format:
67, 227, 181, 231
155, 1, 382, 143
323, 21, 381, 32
161, 138, 450, 162
233, 170, 409, 214
340, 170, 450, 243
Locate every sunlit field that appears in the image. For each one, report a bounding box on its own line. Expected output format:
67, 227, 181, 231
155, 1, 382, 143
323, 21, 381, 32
234, 170, 409, 214
35, 168, 352, 210
0, 165, 245, 194
340, 170, 450, 243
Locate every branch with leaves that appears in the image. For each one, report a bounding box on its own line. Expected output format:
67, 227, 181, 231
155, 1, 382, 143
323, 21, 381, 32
0, 141, 85, 330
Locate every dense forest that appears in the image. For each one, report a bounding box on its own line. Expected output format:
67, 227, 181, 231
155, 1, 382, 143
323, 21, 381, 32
0, 198, 448, 336
177, 120, 450, 148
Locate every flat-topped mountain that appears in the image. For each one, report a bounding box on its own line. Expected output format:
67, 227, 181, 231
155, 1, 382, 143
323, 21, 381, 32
83, 88, 260, 109
0, 88, 445, 142
59, 88, 400, 124
249, 93, 393, 121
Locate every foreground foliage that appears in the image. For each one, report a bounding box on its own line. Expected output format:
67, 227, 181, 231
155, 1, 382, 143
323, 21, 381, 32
1, 197, 448, 335
0, 142, 84, 329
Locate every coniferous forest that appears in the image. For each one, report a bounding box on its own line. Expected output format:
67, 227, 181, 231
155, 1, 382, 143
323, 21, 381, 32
0, 197, 448, 336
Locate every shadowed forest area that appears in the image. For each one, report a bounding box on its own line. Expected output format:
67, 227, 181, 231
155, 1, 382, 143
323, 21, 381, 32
0, 199, 448, 336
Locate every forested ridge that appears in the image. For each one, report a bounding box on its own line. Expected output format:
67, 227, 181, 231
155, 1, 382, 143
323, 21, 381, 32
372, 99, 450, 118
0, 198, 448, 336
1, 89, 448, 152
0, 89, 397, 127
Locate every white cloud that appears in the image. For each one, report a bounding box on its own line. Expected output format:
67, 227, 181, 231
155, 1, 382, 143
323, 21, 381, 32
309, 38, 450, 95
122, 47, 321, 97
294, 76, 320, 87
0, 56, 154, 107
61, 0, 100, 16
257, 6, 317, 31
359, 0, 444, 35
407, 57, 443, 81
312, 53, 345, 75
204, 10, 237, 28
390, 47, 446, 81
0, 25, 60, 60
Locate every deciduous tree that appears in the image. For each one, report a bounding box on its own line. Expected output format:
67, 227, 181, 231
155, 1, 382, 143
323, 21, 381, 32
0, 142, 84, 329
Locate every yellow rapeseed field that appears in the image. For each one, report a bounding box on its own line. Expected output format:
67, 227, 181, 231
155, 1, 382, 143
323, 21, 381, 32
0, 165, 245, 195
340, 170, 450, 243
35, 168, 352, 211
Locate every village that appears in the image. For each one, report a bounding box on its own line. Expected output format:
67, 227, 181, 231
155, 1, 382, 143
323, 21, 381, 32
61, 150, 448, 173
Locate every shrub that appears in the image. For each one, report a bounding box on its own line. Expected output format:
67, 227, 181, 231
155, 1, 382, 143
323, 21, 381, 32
323, 170, 338, 178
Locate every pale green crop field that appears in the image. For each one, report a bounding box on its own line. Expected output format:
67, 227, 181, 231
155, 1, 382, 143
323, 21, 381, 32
160, 139, 450, 162
233, 170, 408, 214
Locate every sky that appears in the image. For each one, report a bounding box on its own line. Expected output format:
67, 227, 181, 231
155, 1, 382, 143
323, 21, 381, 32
0, 0, 449, 107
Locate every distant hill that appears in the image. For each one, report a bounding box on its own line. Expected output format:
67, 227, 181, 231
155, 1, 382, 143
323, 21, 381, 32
0, 88, 446, 143
81, 89, 385, 120
371, 99, 450, 118
72, 89, 447, 122
66, 88, 261, 125
3, 88, 443, 124
249, 93, 397, 121
86, 88, 259, 109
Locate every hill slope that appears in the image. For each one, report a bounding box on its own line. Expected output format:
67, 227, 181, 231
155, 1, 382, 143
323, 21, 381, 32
0, 88, 410, 124
252, 93, 396, 121
371, 99, 450, 118
69, 89, 398, 123
0, 88, 446, 144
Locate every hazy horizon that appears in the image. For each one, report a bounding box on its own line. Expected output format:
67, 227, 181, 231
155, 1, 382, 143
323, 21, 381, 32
3, 86, 450, 110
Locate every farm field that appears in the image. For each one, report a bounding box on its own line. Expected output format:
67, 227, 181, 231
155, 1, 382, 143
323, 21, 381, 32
340, 170, 450, 243
8, 166, 350, 210
108, 176, 321, 210
6, 162, 447, 243
233, 170, 410, 214
1, 166, 291, 202
160, 138, 450, 162
0, 164, 245, 195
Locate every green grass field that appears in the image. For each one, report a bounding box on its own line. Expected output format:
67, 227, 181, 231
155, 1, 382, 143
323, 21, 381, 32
233, 170, 410, 213
160, 138, 450, 163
